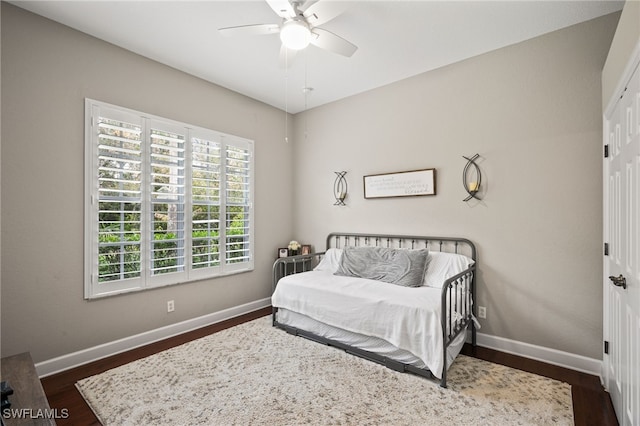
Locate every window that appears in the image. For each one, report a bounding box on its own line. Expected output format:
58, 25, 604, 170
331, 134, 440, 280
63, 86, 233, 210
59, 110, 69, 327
85, 99, 254, 298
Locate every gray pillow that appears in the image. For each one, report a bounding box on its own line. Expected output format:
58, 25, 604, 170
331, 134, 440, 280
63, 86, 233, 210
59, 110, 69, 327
334, 246, 429, 287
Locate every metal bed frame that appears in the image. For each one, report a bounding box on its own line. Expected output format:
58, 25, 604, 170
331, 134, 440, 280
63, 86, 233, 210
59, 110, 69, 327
272, 232, 477, 388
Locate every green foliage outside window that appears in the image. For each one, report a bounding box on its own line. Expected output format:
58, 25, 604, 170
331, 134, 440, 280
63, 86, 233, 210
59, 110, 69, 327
98, 206, 248, 281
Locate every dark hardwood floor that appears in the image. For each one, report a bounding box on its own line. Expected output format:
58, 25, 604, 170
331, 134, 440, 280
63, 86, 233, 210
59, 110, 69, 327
40, 307, 618, 425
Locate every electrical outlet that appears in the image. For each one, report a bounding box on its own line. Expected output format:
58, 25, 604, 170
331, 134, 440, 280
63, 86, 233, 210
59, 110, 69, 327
478, 306, 486, 319
167, 300, 175, 313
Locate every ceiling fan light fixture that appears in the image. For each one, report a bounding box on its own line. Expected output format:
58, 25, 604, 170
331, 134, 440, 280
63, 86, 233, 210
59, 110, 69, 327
280, 19, 311, 50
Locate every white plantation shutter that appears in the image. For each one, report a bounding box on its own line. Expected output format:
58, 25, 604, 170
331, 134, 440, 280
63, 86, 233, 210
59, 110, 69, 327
149, 123, 186, 282
85, 100, 254, 298
97, 116, 143, 281
191, 131, 222, 275
224, 141, 253, 269
87, 104, 145, 297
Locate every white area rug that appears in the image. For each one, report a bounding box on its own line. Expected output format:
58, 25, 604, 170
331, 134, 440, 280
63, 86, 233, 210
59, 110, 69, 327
76, 316, 573, 425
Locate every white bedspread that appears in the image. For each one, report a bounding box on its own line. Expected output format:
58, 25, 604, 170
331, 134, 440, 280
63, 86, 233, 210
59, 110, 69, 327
271, 270, 447, 378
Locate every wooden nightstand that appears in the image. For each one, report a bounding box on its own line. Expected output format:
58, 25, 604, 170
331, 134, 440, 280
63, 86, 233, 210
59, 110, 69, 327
1, 353, 56, 425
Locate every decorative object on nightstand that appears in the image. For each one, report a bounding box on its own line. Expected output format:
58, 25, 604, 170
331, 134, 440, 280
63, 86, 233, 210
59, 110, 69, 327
462, 154, 482, 202
288, 240, 301, 256
333, 171, 347, 205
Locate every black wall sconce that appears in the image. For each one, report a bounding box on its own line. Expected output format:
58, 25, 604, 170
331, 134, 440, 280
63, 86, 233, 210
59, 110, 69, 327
334, 171, 347, 206
462, 154, 482, 202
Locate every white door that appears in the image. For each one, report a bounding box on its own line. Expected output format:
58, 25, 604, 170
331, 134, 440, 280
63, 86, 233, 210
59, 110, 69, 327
604, 59, 640, 426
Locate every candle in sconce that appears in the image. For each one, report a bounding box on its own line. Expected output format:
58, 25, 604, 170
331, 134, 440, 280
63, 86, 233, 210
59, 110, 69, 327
468, 182, 479, 192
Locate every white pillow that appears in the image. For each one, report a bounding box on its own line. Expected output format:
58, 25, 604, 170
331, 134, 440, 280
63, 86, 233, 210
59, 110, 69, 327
313, 248, 343, 273
423, 252, 474, 288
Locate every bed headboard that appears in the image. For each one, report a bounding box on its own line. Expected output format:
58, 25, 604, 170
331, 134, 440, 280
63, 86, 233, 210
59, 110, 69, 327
326, 232, 476, 261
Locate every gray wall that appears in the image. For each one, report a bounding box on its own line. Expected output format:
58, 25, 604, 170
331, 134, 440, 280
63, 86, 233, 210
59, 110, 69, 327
1, 4, 293, 363
290, 13, 619, 360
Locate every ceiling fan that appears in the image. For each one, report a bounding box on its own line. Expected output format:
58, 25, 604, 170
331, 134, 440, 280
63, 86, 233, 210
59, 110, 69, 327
218, 0, 357, 65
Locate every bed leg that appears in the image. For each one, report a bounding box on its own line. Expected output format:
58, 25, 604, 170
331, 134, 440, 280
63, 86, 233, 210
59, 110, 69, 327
472, 316, 477, 347
440, 353, 447, 388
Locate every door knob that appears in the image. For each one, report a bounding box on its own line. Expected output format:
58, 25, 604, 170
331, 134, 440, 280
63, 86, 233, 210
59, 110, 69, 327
609, 274, 627, 290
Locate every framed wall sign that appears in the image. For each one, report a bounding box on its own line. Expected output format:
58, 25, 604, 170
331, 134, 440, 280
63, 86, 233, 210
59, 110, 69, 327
363, 168, 436, 199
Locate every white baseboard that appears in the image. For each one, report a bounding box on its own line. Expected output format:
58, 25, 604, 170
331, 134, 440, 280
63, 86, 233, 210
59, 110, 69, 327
475, 332, 603, 378
35, 298, 271, 378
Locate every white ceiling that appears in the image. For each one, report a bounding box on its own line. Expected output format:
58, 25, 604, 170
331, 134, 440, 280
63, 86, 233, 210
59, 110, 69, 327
11, 0, 624, 114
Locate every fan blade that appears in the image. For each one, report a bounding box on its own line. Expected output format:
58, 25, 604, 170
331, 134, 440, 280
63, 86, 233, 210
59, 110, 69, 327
265, 0, 296, 19
310, 28, 357, 57
303, 1, 345, 27
219, 24, 280, 37
278, 44, 297, 68
297, 0, 319, 13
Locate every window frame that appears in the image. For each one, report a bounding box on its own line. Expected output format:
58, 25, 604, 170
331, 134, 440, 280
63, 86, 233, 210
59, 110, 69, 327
85, 99, 254, 299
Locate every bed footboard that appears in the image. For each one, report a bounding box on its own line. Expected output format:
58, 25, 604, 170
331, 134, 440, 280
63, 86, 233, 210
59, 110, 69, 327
440, 263, 476, 387
272, 253, 324, 326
